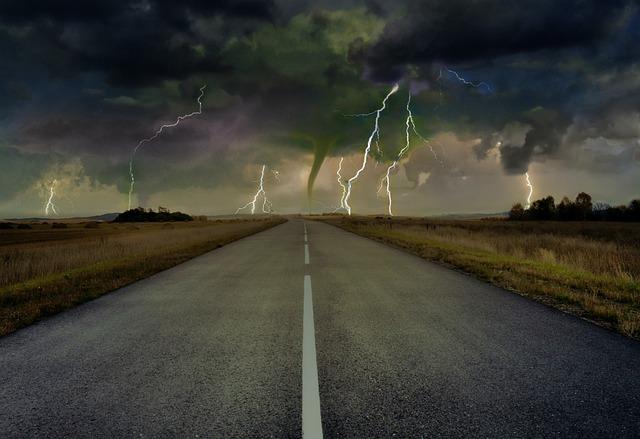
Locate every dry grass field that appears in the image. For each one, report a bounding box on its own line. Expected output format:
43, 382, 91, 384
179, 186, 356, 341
313, 215, 640, 339
0, 218, 284, 336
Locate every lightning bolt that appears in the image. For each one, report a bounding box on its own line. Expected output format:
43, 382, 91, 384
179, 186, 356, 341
444, 67, 492, 93
343, 83, 400, 215
44, 179, 58, 216
236, 164, 273, 214
332, 157, 348, 213
344, 107, 385, 158
127, 84, 207, 210
405, 94, 445, 167
381, 92, 414, 216
525, 172, 534, 209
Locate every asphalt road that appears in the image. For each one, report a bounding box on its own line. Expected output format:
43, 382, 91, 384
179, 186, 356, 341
1, 219, 639, 438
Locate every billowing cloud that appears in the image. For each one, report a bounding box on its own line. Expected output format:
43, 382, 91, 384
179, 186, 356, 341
0, 1, 639, 216
364, 0, 633, 75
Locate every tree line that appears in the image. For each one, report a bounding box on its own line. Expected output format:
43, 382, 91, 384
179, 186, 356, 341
113, 207, 193, 222
509, 193, 640, 221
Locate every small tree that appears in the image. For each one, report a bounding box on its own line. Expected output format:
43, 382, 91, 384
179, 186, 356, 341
628, 199, 640, 221
575, 192, 593, 220
557, 196, 576, 221
529, 196, 556, 220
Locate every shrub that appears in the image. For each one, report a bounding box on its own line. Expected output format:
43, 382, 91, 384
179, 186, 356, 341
113, 207, 193, 223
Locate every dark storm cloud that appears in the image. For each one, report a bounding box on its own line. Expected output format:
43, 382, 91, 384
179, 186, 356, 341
0, 0, 276, 86
365, 0, 634, 75
499, 108, 572, 174
153, 0, 275, 21
0, 0, 275, 23
0, 1, 121, 22
0, 5, 389, 203
1, 0, 639, 214
0, 146, 50, 199
477, 54, 640, 175
355, 0, 640, 175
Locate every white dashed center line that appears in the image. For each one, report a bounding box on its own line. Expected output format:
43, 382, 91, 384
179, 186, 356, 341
302, 274, 323, 438
302, 222, 322, 438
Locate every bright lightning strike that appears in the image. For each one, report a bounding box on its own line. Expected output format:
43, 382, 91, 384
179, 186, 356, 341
344, 105, 385, 158
236, 165, 273, 214
381, 92, 414, 216
343, 83, 400, 215
127, 84, 207, 210
332, 157, 348, 213
525, 172, 534, 209
444, 67, 492, 92
44, 179, 58, 216
405, 96, 445, 167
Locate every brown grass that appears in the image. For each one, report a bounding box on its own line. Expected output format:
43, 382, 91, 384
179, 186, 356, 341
0, 218, 284, 336
313, 215, 640, 339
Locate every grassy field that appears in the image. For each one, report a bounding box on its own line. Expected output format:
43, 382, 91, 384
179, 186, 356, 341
312, 215, 640, 339
0, 217, 284, 336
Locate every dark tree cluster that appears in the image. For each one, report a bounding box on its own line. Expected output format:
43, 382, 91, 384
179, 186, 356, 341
509, 193, 640, 222
113, 207, 193, 223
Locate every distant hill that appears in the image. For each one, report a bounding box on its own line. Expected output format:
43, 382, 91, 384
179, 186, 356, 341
84, 213, 120, 221
432, 212, 509, 220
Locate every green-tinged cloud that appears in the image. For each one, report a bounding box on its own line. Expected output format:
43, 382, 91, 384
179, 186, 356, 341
222, 8, 389, 197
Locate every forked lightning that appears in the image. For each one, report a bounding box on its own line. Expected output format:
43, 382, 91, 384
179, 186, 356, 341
444, 67, 492, 92
333, 157, 348, 212
381, 92, 414, 216
525, 172, 534, 209
236, 164, 274, 214
343, 83, 400, 215
44, 179, 58, 216
127, 85, 207, 209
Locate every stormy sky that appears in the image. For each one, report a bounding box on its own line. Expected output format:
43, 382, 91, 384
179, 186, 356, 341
1, 0, 639, 217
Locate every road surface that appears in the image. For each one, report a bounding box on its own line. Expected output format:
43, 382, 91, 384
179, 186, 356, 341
1, 219, 639, 438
